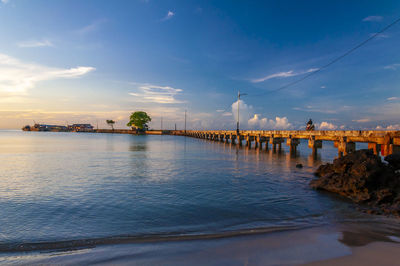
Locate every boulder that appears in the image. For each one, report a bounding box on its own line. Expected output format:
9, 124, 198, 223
296, 163, 303, 168
310, 149, 400, 216
384, 153, 400, 170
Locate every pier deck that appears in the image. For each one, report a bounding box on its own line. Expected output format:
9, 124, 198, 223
181, 130, 400, 157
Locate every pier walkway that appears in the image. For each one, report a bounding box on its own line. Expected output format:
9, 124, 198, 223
180, 130, 400, 157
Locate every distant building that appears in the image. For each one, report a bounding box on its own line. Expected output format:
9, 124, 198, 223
22, 123, 94, 132
27, 124, 68, 131
22, 125, 31, 131
68, 124, 94, 132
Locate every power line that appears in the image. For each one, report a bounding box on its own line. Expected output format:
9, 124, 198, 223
250, 16, 400, 97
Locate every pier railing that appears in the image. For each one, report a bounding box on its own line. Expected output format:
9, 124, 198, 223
180, 130, 400, 157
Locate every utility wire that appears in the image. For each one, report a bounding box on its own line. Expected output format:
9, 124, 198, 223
249, 16, 400, 97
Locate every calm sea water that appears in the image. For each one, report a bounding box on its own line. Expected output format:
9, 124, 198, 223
0, 130, 397, 252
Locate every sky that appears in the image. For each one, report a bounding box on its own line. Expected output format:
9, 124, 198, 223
1, 0, 400, 130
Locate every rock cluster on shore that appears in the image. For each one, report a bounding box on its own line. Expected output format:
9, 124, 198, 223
310, 149, 400, 216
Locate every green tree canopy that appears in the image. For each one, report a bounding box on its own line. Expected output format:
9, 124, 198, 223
106, 120, 115, 130
127, 111, 151, 130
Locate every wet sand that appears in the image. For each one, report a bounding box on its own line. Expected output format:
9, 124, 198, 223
1, 224, 399, 265
306, 242, 400, 266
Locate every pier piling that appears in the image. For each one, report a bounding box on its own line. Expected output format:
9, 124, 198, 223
183, 130, 400, 157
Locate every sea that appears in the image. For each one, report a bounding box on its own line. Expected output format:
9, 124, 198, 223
0, 130, 399, 265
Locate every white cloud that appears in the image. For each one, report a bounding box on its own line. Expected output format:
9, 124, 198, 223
1, 0, 9, 4
231, 99, 253, 124
363, 16, 383, 22
75, 19, 107, 35
370, 33, 389, 39
387, 97, 399, 101
385, 125, 400, 130
222, 112, 232, 116
320, 85, 326, 89
269, 116, 293, 129
248, 114, 293, 130
384, 63, 400, 70
129, 84, 184, 104
251, 68, 318, 83
231, 99, 293, 129
352, 118, 371, 123
216, 109, 224, 112
162, 10, 175, 21
318, 121, 337, 130
248, 114, 263, 127
17, 39, 53, 48
167, 11, 174, 18
292, 106, 337, 114
376, 124, 400, 130
0, 53, 95, 95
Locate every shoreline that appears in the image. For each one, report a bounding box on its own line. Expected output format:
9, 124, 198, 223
1, 224, 399, 265
0, 225, 302, 253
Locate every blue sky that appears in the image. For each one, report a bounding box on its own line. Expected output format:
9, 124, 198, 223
1, 0, 400, 130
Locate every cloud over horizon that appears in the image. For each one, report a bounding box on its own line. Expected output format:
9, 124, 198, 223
248, 114, 293, 130
376, 124, 400, 130
231, 99, 293, 129
317, 121, 338, 130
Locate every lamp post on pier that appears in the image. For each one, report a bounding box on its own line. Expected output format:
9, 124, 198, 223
184, 110, 187, 134
236, 90, 247, 134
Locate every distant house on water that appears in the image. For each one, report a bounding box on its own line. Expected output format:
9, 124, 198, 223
22, 124, 68, 131
68, 124, 94, 132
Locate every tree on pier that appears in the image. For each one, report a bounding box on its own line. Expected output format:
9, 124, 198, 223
127, 111, 151, 131
106, 120, 115, 131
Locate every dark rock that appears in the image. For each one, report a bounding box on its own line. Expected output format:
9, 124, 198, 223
310, 149, 400, 216
296, 163, 303, 168
385, 153, 400, 170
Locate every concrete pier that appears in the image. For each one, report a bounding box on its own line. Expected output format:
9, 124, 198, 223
287, 137, 300, 155
270, 137, 284, 153
91, 129, 400, 157
181, 130, 400, 157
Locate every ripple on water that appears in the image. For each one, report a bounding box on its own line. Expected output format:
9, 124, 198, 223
0, 131, 398, 249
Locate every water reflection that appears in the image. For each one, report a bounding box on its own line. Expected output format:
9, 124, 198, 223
338, 220, 400, 247
0, 131, 396, 249
129, 143, 147, 152
199, 137, 327, 170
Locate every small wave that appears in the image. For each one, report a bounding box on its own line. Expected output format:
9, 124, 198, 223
0, 225, 303, 253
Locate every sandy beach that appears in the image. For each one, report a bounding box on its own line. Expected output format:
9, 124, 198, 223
306, 242, 400, 266
1, 224, 399, 265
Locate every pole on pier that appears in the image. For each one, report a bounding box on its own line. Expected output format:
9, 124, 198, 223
161, 117, 163, 131
236, 91, 247, 134
184, 110, 187, 134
